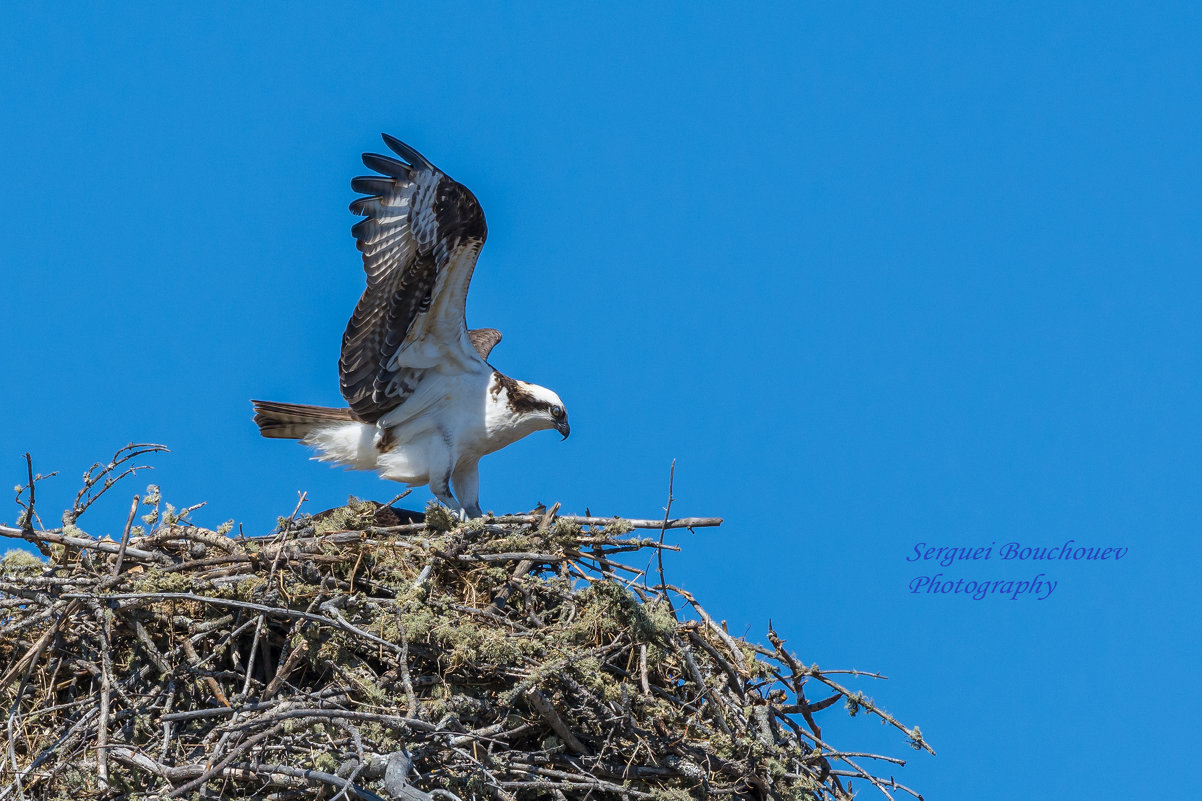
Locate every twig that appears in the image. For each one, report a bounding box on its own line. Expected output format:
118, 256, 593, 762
488, 514, 722, 530
655, 460, 675, 612
65, 443, 168, 525
83, 602, 118, 791
21, 454, 35, 536
112, 494, 141, 576
524, 689, 590, 755
0, 524, 169, 564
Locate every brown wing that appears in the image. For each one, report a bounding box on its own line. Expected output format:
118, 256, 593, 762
468, 328, 502, 360
340, 135, 488, 423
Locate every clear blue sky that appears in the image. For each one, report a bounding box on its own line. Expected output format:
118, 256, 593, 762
3, 4, 1200, 797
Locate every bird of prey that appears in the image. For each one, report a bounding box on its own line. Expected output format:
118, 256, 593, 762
252, 135, 569, 518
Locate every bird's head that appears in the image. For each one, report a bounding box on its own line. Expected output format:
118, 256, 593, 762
523, 383, 571, 440
488, 374, 570, 440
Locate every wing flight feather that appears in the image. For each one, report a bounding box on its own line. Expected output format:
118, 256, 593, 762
340, 135, 489, 423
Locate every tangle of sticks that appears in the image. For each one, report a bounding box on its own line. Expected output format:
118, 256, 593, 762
0, 447, 931, 801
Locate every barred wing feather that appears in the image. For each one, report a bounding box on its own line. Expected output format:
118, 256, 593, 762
340, 134, 489, 423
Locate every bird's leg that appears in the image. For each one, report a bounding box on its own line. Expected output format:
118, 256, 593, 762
428, 438, 461, 516
451, 460, 483, 519
429, 472, 461, 517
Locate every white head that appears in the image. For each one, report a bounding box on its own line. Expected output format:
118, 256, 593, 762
486, 374, 570, 442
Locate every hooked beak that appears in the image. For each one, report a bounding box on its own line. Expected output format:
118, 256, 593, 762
555, 419, 571, 440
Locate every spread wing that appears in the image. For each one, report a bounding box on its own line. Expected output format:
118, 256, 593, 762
340, 134, 490, 423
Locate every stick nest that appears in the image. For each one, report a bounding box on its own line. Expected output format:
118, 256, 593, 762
1, 453, 930, 801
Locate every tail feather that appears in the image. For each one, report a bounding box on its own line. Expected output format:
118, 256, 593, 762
252, 400, 357, 440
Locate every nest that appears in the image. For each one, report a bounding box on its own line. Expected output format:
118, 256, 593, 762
1, 447, 930, 801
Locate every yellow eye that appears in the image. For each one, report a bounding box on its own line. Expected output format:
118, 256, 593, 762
550, 405, 564, 419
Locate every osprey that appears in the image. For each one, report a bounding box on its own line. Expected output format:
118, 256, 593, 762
253, 135, 569, 518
